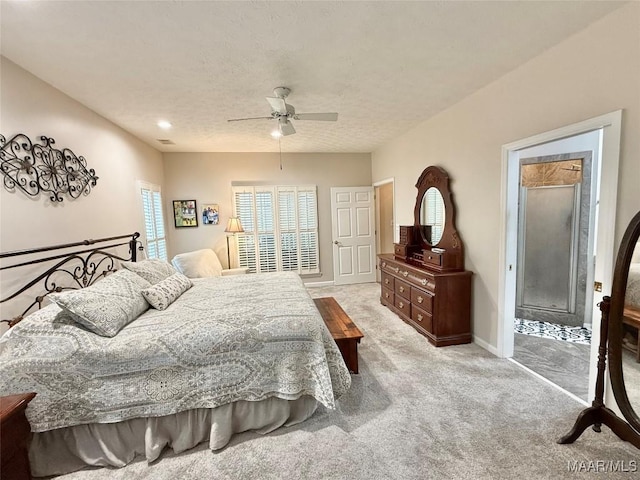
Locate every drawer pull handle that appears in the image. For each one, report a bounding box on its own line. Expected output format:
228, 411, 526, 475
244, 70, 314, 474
382, 262, 386, 267
385, 292, 389, 298
399, 286, 404, 293
384, 279, 389, 285
398, 301, 404, 308
393, 267, 399, 273
417, 314, 423, 322
402, 271, 408, 277
421, 279, 427, 286
428, 256, 432, 260
417, 296, 423, 304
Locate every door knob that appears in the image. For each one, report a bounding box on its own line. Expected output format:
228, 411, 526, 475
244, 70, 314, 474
333, 240, 342, 245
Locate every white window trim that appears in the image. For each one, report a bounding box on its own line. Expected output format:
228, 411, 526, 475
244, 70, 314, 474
136, 180, 168, 261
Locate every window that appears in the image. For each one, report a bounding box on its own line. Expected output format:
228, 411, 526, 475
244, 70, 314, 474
138, 182, 168, 261
232, 185, 319, 274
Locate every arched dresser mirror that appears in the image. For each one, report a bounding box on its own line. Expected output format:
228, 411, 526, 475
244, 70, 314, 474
559, 210, 640, 448
379, 166, 471, 347
411, 165, 464, 271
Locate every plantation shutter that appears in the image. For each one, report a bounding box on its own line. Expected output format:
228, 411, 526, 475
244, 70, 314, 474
139, 183, 168, 261
232, 185, 319, 274
297, 188, 319, 273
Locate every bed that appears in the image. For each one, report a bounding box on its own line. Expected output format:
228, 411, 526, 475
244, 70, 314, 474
626, 256, 640, 311
0, 233, 351, 476
622, 244, 640, 360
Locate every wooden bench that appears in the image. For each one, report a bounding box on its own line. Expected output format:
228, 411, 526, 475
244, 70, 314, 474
314, 297, 364, 374
623, 305, 640, 362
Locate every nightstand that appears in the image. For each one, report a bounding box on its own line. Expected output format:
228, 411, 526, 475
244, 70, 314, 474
1, 393, 36, 480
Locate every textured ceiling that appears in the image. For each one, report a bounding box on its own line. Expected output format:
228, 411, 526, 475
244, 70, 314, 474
0, 1, 625, 153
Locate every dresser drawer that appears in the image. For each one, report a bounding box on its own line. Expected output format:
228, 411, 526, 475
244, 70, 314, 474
411, 305, 433, 333
394, 296, 410, 317
394, 244, 408, 257
381, 271, 395, 290
411, 287, 433, 314
381, 287, 394, 304
423, 250, 442, 268
395, 278, 411, 300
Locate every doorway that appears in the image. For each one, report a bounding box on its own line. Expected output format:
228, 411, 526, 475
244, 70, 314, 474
499, 110, 622, 403
516, 152, 593, 328
374, 179, 395, 282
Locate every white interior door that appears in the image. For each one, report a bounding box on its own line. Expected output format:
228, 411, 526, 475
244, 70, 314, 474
331, 187, 376, 285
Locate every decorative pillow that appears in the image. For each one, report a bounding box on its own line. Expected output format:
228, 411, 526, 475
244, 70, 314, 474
142, 272, 193, 310
49, 269, 151, 337
171, 249, 223, 278
121, 258, 177, 284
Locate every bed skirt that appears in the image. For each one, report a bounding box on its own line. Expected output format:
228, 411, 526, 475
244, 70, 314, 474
29, 396, 318, 477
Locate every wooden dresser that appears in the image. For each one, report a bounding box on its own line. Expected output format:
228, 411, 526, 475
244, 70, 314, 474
1, 393, 36, 480
380, 165, 472, 346
379, 254, 472, 346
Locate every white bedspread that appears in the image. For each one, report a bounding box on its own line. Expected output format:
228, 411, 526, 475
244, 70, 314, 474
0, 272, 351, 432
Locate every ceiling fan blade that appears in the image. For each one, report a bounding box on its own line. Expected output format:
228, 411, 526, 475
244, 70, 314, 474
279, 119, 296, 136
293, 112, 338, 121
227, 116, 273, 122
266, 96, 288, 115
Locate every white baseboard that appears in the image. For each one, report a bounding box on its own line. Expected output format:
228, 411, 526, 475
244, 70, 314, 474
304, 280, 335, 288
473, 335, 499, 357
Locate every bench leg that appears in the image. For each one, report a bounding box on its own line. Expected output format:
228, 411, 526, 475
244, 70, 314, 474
337, 340, 359, 374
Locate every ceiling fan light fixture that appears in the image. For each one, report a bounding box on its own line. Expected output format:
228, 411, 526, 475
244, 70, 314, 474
271, 130, 282, 139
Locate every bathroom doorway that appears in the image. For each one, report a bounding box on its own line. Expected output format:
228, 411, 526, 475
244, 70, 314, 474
499, 111, 622, 403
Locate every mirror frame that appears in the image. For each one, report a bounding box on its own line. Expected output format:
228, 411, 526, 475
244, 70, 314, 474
609, 209, 640, 434
413, 166, 463, 256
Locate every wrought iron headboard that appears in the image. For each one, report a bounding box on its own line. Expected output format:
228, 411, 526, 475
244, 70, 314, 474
0, 232, 142, 327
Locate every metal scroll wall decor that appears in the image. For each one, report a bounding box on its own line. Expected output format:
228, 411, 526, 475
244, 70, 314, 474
0, 133, 98, 202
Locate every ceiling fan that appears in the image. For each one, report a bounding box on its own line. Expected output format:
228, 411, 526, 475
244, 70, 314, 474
227, 87, 338, 136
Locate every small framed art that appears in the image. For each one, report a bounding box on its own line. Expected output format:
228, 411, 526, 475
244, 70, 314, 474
201, 203, 220, 225
173, 200, 198, 228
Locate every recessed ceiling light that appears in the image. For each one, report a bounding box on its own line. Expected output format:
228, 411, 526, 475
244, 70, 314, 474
271, 130, 282, 139
157, 120, 172, 129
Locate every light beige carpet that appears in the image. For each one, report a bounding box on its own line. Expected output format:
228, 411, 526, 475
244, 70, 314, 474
52, 282, 639, 479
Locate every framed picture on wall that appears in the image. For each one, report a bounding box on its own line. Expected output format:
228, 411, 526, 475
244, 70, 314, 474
173, 200, 198, 228
201, 203, 220, 225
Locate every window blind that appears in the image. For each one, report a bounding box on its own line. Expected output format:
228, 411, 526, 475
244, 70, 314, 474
139, 183, 168, 261
233, 185, 319, 274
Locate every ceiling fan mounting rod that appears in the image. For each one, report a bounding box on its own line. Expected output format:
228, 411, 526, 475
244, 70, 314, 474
273, 87, 291, 99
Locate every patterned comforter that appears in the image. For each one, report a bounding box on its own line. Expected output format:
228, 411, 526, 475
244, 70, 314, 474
0, 272, 351, 432
627, 263, 640, 310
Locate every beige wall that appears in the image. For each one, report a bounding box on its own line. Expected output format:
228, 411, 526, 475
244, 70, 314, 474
163, 152, 371, 282
371, 4, 640, 349
0, 57, 164, 327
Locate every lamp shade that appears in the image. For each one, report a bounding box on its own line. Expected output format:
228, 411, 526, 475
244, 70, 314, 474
225, 217, 244, 233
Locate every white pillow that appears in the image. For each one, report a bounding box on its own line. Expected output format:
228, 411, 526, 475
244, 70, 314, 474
142, 272, 192, 310
121, 258, 177, 284
171, 249, 223, 278
49, 269, 151, 337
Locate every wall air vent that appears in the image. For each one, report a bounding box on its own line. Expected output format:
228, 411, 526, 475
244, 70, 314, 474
157, 139, 175, 145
